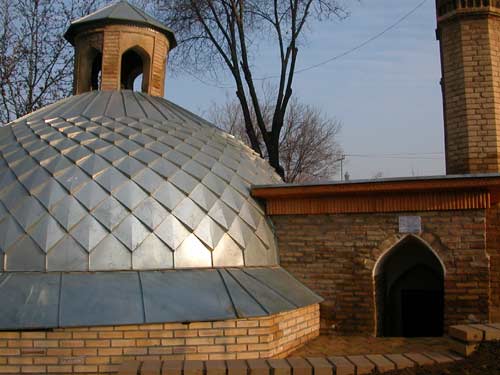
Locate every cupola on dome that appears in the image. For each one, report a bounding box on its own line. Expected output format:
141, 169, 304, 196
0, 0, 321, 330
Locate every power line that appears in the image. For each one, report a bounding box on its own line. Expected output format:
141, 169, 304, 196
286, 0, 429, 76
182, 0, 429, 87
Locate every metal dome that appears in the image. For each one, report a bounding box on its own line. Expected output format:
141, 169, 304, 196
0, 90, 282, 272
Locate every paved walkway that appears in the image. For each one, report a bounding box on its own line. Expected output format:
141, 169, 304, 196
290, 335, 455, 357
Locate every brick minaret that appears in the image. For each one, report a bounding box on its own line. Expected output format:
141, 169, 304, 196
436, 0, 500, 174
64, 1, 176, 97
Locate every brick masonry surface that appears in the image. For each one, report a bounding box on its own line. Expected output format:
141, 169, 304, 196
0, 304, 319, 374
74, 24, 170, 97
272, 210, 495, 335
438, 9, 500, 174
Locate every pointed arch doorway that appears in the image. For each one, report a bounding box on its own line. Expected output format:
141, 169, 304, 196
374, 236, 445, 337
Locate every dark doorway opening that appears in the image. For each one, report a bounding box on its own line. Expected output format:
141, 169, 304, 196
120, 47, 150, 92
375, 236, 444, 337
91, 51, 102, 91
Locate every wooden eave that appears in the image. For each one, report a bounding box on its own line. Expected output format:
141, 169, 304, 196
251, 175, 500, 215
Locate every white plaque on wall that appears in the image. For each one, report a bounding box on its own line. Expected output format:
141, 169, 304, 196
398, 216, 421, 233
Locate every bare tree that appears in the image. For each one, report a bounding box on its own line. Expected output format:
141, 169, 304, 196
0, 0, 103, 125
155, 0, 348, 177
209, 94, 343, 183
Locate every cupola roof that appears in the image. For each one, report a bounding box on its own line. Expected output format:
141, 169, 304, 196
64, 0, 176, 48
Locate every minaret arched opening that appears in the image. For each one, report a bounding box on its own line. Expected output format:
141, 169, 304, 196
120, 47, 150, 92
373, 235, 445, 337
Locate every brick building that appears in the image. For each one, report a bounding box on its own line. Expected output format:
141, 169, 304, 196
1, 0, 500, 373
253, 0, 500, 336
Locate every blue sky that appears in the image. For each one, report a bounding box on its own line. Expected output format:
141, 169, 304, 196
164, 0, 445, 180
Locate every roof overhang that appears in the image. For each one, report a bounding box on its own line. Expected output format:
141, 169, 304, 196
251, 174, 500, 215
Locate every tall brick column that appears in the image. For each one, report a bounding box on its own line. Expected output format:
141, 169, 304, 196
436, 0, 500, 174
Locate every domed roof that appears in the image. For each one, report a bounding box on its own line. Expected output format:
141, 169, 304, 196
0, 90, 281, 272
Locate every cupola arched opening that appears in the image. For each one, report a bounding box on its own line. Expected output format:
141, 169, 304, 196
120, 46, 150, 92
373, 235, 445, 337
90, 50, 102, 91
77, 47, 102, 92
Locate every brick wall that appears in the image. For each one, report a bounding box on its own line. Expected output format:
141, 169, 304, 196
438, 11, 500, 174
272, 210, 490, 336
0, 305, 319, 374
487, 203, 500, 322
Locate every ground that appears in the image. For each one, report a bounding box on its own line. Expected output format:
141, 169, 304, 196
383, 341, 500, 375
290, 336, 454, 356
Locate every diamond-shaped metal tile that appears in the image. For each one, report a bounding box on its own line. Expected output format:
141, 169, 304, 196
188, 184, 217, 212
112, 180, 147, 210
72, 131, 96, 144
244, 235, 271, 266
132, 148, 159, 165
207, 200, 237, 231
154, 214, 190, 250
85, 138, 110, 152
255, 217, 273, 247
175, 234, 212, 268
229, 175, 250, 196
165, 149, 190, 167
132, 233, 173, 269
132, 169, 163, 194
194, 152, 217, 169
0, 217, 24, 252
169, 169, 198, 194
115, 156, 145, 177
130, 133, 154, 147
70, 215, 108, 252
239, 201, 261, 230
221, 186, 245, 212
202, 172, 226, 196
56, 166, 90, 193
227, 216, 254, 249
152, 182, 184, 211
116, 138, 141, 154
212, 163, 235, 183
74, 181, 108, 210
194, 216, 224, 249
78, 154, 110, 177
47, 236, 88, 271
11, 196, 45, 230
149, 158, 177, 178
133, 196, 169, 230
19, 167, 51, 192
50, 195, 87, 231
183, 160, 210, 180
28, 215, 65, 253
65, 145, 92, 163
92, 196, 128, 231
172, 198, 205, 230
1, 181, 29, 211
94, 166, 129, 192
41, 154, 73, 176
89, 234, 131, 271
97, 146, 127, 163
146, 141, 171, 155
113, 215, 150, 251
159, 134, 181, 148
33, 180, 67, 209
5, 235, 45, 271
11, 156, 38, 179
213, 233, 243, 267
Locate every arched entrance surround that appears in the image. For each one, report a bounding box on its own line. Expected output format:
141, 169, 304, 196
373, 235, 446, 337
